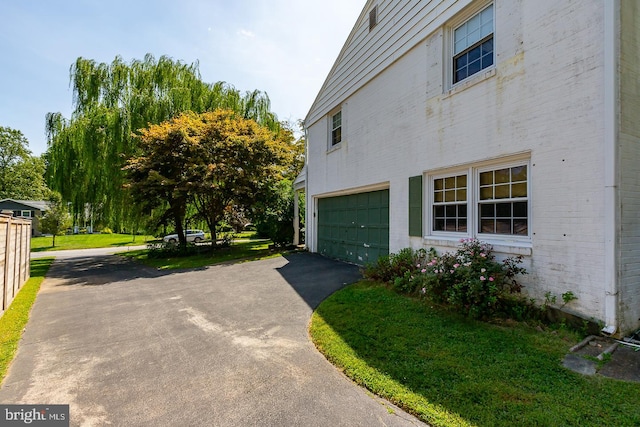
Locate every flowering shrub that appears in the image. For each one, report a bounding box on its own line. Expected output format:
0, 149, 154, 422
362, 248, 427, 285
364, 239, 527, 319
424, 239, 526, 318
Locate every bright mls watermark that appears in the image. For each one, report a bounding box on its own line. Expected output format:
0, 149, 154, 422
0, 405, 69, 426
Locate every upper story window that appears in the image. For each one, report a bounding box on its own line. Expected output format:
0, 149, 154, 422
21, 210, 32, 217
453, 4, 494, 84
330, 110, 342, 146
369, 5, 378, 31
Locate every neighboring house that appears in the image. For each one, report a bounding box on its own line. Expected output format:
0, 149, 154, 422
0, 199, 49, 236
302, 0, 639, 335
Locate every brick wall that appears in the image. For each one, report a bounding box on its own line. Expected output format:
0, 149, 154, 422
306, 0, 616, 324
618, 1, 640, 333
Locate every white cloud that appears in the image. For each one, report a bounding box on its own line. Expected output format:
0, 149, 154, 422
237, 29, 256, 39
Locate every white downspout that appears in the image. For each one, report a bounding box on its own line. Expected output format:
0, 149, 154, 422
602, 0, 620, 335
293, 191, 300, 246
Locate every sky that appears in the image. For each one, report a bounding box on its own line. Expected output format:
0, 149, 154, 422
0, 0, 365, 156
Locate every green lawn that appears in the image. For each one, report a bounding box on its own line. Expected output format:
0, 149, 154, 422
0, 258, 54, 383
230, 231, 258, 240
310, 281, 640, 427
120, 238, 281, 269
31, 233, 154, 252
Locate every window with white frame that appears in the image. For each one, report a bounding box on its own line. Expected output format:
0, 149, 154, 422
430, 160, 529, 239
478, 165, 528, 236
433, 174, 467, 232
453, 4, 494, 84
21, 210, 32, 218
330, 110, 342, 147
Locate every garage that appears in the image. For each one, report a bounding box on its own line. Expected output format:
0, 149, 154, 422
317, 189, 389, 265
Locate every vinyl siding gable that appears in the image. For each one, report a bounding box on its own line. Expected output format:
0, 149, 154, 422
306, 0, 475, 127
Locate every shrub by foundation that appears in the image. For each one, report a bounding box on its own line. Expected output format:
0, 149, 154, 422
363, 239, 528, 320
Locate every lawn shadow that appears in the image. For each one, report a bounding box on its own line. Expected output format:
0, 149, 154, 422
30, 258, 54, 277
30, 246, 55, 253
107, 241, 148, 247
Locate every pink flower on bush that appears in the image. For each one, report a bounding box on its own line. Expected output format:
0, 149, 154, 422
489, 277, 494, 282
480, 276, 486, 281
480, 253, 487, 258
453, 263, 460, 268
421, 269, 427, 273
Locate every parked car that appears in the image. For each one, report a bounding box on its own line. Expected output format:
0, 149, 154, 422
163, 229, 205, 243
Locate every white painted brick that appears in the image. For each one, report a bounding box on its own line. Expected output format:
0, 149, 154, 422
305, 0, 638, 332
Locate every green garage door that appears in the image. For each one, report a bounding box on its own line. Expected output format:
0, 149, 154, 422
317, 189, 389, 265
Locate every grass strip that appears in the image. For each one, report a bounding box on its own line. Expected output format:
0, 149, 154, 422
120, 239, 281, 270
310, 281, 640, 427
0, 258, 54, 383
31, 234, 153, 252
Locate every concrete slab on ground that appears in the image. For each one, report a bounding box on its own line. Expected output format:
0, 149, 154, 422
563, 335, 640, 382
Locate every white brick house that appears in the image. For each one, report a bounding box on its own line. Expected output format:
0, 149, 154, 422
302, 0, 640, 335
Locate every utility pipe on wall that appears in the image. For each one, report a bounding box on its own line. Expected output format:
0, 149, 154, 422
602, 0, 620, 336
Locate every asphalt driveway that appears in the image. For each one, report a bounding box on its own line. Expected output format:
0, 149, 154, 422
0, 252, 426, 426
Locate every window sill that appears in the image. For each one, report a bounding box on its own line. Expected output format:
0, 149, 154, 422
445, 68, 496, 98
326, 143, 342, 154
423, 235, 532, 256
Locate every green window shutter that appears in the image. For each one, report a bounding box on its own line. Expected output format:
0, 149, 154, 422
408, 175, 423, 237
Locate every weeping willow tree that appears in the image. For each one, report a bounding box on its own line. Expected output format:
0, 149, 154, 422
46, 54, 281, 232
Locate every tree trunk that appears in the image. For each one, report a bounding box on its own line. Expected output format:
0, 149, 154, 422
205, 218, 217, 253
175, 215, 186, 247
169, 198, 186, 247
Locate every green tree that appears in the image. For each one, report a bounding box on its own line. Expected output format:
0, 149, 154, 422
46, 54, 282, 232
124, 110, 298, 247
189, 110, 296, 243
253, 179, 297, 247
40, 195, 72, 247
4, 155, 51, 200
123, 116, 196, 246
0, 126, 30, 196
251, 120, 305, 247
284, 119, 306, 181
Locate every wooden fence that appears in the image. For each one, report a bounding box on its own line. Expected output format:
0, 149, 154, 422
0, 214, 31, 317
